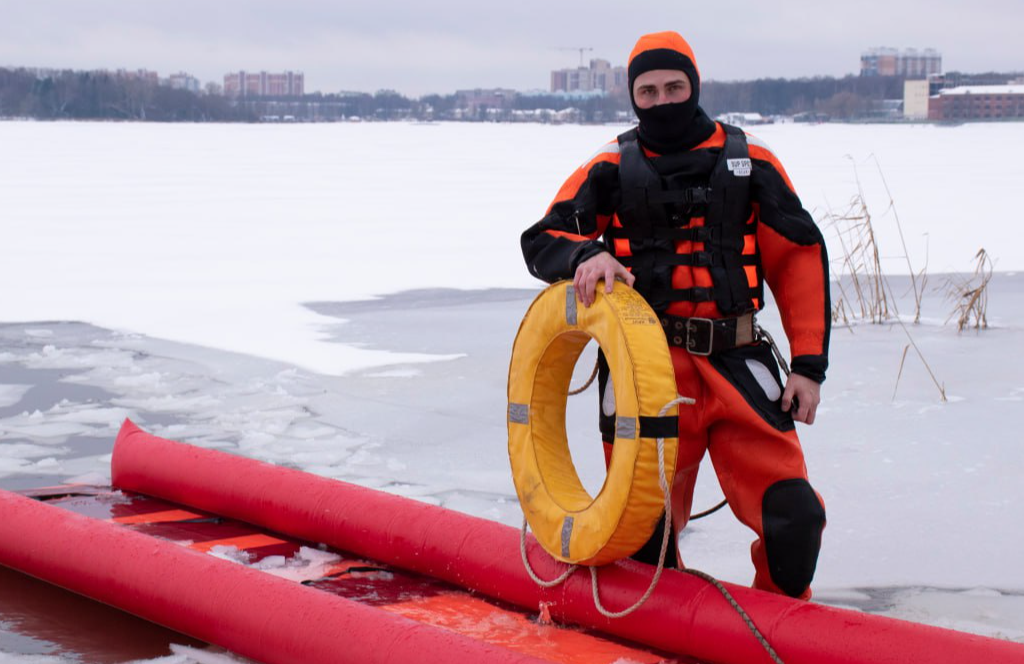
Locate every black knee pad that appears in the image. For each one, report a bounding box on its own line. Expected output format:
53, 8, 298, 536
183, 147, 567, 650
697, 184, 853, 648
762, 478, 826, 597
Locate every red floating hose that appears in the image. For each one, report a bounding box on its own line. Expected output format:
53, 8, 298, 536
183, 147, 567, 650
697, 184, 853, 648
0, 477, 547, 663
105, 419, 1024, 664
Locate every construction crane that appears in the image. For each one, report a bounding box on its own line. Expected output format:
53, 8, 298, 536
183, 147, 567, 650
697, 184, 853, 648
557, 47, 594, 68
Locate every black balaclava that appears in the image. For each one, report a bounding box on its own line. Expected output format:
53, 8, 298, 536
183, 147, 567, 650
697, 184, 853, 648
628, 32, 716, 154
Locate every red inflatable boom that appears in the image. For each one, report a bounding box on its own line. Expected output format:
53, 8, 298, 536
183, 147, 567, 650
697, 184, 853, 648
100, 420, 1024, 664
0, 489, 546, 664
4, 420, 1022, 664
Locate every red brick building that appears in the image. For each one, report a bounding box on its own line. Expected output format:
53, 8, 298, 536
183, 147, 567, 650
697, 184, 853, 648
929, 85, 1024, 120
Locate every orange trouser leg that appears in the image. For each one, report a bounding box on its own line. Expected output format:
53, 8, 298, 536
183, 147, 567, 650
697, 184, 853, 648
667, 348, 711, 557
669, 345, 825, 599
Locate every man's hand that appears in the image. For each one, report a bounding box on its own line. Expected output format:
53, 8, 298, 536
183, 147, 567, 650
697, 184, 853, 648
781, 373, 821, 425
573, 252, 635, 307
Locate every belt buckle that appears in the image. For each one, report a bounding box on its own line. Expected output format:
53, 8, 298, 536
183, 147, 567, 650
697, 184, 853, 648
685, 317, 714, 356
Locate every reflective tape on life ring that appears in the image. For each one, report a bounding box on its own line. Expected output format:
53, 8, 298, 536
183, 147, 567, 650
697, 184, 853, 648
507, 280, 679, 566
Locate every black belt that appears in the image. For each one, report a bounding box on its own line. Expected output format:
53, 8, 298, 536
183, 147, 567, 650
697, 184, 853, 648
659, 313, 756, 356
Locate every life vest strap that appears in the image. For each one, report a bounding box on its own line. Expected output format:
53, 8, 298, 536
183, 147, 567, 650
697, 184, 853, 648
618, 251, 758, 269
607, 225, 747, 243
613, 124, 761, 314
645, 187, 711, 206
649, 286, 715, 304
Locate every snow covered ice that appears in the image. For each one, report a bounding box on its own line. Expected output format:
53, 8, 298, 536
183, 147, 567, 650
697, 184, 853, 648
1, 120, 1023, 661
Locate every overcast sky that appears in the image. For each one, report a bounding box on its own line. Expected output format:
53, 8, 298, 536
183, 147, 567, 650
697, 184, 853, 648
1, 0, 1020, 96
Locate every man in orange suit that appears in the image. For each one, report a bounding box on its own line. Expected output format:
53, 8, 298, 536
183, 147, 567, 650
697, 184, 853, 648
521, 31, 829, 599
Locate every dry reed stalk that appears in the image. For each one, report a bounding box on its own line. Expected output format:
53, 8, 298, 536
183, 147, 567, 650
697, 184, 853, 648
944, 248, 993, 332
892, 344, 911, 402
825, 158, 930, 326
869, 156, 926, 322
824, 192, 891, 324
895, 317, 948, 402
823, 160, 946, 402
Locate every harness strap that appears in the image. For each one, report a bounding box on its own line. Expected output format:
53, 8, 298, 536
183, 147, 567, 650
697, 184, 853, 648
706, 124, 757, 315
617, 131, 660, 300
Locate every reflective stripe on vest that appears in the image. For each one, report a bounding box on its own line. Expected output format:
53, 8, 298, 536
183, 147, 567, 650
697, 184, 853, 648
609, 124, 762, 315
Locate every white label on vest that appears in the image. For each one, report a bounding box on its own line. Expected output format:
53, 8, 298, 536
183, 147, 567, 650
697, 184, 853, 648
727, 158, 752, 177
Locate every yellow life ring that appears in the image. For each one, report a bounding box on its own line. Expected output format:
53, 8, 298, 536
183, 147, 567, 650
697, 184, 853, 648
507, 280, 679, 566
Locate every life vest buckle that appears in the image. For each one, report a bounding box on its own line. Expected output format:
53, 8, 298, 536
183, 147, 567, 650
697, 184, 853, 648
691, 251, 714, 267
685, 317, 715, 356
690, 187, 710, 205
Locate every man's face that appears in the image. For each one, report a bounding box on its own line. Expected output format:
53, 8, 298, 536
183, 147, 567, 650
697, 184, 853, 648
632, 69, 692, 110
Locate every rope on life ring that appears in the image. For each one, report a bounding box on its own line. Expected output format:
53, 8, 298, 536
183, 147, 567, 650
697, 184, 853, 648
507, 280, 681, 566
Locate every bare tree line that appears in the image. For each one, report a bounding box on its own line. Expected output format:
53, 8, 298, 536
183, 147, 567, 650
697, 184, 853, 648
3, 67, 1019, 123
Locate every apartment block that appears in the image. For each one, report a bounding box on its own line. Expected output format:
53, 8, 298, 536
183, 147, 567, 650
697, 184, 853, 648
167, 72, 201, 93
861, 48, 941, 79
455, 88, 518, 113
224, 71, 304, 97
551, 58, 627, 95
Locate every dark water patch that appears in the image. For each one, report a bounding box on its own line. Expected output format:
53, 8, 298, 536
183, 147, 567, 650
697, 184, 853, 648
0, 364, 116, 419
0, 565, 204, 662
0, 322, 194, 492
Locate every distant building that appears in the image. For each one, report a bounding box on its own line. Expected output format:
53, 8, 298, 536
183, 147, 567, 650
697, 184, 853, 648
224, 71, 304, 97
932, 71, 1023, 89
551, 58, 627, 95
510, 107, 582, 124
903, 79, 930, 119
928, 84, 1024, 120
716, 112, 770, 126
167, 72, 201, 93
861, 48, 941, 79
867, 98, 905, 120
455, 88, 517, 115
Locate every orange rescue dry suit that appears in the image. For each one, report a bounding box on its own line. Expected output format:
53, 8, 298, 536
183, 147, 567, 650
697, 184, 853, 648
520, 32, 829, 599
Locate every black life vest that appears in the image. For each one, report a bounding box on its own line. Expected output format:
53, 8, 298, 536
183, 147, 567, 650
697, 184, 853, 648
608, 124, 762, 316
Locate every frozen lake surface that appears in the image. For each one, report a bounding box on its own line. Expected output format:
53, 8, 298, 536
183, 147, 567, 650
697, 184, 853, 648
1, 120, 1021, 373
2, 121, 1023, 661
